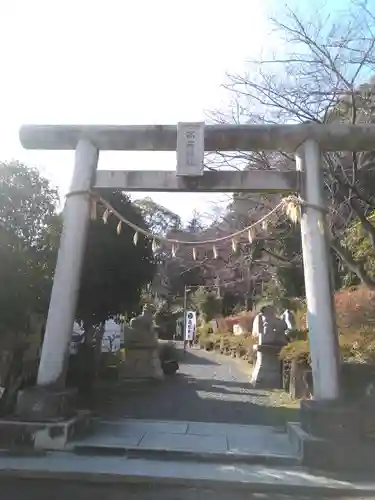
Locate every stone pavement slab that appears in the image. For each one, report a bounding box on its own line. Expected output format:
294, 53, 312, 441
185, 421, 293, 456
139, 432, 228, 453
73, 419, 297, 462
75, 433, 143, 448
187, 421, 266, 436
227, 433, 294, 457
101, 419, 189, 434
0, 451, 374, 496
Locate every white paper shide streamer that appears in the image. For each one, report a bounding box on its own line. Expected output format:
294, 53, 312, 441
152, 238, 161, 253
133, 232, 139, 246
102, 209, 110, 224
91, 192, 296, 262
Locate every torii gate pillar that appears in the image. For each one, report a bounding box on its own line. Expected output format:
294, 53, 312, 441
36, 140, 99, 388
296, 141, 340, 399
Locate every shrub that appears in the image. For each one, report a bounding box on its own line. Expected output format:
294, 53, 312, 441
192, 287, 222, 322
339, 325, 375, 363
280, 339, 310, 364
220, 311, 256, 334
237, 312, 255, 332
217, 317, 233, 334
334, 286, 375, 363
335, 286, 375, 330
293, 307, 308, 330
280, 325, 375, 365
197, 321, 212, 338
199, 337, 215, 351
198, 332, 255, 361
280, 286, 375, 364
274, 297, 303, 312
286, 328, 309, 342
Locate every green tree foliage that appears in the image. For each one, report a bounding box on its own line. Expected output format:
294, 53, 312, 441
185, 212, 205, 234
268, 219, 305, 298
0, 162, 156, 335
192, 287, 222, 322
139, 202, 206, 307
134, 197, 182, 235
221, 290, 244, 316
0, 227, 37, 332
76, 191, 156, 328
0, 162, 60, 331
0, 161, 59, 246
343, 214, 375, 286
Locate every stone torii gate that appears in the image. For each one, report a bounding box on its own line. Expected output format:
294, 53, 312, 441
19, 122, 375, 406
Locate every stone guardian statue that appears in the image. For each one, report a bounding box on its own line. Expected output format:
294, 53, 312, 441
121, 304, 164, 380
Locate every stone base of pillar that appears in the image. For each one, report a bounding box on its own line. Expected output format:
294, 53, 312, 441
287, 399, 375, 471
250, 344, 283, 389
0, 410, 93, 452
120, 346, 164, 381
300, 399, 364, 440
0, 387, 94, 452
15, 386, 78, 421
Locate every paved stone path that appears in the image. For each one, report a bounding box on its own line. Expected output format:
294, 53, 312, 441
95, 345, 298, 426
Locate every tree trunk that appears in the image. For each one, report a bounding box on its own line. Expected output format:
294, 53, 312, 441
245, 266, 253, 311
83, 320, 95, 345
0, 332, 28, 415
94, 323, 105, 378
330, 238, 375, 290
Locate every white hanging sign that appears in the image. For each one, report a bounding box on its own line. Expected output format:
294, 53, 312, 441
185, 310, 196, 341
176, 122, 205, 176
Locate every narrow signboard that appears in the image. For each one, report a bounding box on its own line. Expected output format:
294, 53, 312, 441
185, 311, 196, 341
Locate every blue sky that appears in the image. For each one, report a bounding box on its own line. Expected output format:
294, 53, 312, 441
0, 0, 353, 220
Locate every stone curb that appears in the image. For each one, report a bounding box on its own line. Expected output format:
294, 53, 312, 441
73, 444, 300, 466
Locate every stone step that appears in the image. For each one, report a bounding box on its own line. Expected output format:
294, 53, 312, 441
73, 442, 299, 466
71, 419, 300, 466
3, 478, 373, 500
0, 451, 374, 497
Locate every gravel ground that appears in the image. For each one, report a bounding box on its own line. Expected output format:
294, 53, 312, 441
94, 345, 299, 426
0, 479, 372, 500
